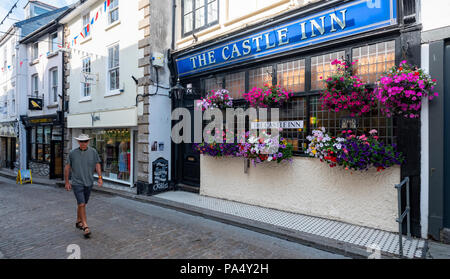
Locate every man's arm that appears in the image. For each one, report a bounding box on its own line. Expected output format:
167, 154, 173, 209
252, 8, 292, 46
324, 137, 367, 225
96, 163, 103, 187
64, 164, 71, 191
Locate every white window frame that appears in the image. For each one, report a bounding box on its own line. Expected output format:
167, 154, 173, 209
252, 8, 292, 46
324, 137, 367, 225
49, 67, 58, 104
32, 74, 39, 97
80, 57, 92, 101
82, 12, 91, 38
106, 44, 120, 95
49, 32, 58, 53
32, 42, 39, 60
108, 0, 119, 25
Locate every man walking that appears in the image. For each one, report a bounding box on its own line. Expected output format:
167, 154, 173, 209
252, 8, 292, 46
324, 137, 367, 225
65, 134, 103, 238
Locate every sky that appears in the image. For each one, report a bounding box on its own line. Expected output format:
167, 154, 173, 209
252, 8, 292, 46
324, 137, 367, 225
0, 0, 78, 33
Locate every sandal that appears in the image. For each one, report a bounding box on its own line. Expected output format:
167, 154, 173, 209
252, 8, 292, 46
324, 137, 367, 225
75, 221, 83, 230
82, 226, 91, 238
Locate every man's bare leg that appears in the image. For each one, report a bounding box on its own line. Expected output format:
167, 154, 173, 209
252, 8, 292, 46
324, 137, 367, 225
78, 204, 90, 234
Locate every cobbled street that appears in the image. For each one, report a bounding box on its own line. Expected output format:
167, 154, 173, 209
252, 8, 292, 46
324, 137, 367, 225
0, 176, 346, 259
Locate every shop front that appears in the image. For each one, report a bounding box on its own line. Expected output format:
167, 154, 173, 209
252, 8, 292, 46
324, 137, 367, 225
0, 122, 19, 170
22, 115, 64, 179
172, 0, 423, 235
73, 128, 134, 187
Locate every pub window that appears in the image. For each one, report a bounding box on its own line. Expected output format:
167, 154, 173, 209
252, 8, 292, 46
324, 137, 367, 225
352, 40, 396, 84
277, 59, 306, 93
224, 72, 245, 99
279, 97, 307, 154
182, 0, 219, 37
249, 65, 272, 89
33, 126, 52, 163
204, 76, 224, 95
311, 50, 345, 90
309, 96, 396, 146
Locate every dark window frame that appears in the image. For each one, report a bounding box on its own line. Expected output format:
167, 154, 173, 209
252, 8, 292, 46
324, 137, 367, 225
182, 0, 219, 38
28, 125, 54, 164
192, 35, 401, 156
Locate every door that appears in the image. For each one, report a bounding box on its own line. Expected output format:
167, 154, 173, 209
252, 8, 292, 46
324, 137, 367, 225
444, 43, 450, 228
50, 141, 63, 179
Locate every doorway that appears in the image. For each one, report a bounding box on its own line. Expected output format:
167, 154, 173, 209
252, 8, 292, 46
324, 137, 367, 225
444, 42, 450, 228
50, 141, 63, 179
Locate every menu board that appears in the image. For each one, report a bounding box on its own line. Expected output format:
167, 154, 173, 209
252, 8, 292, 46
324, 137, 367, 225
150, 158, 169, 195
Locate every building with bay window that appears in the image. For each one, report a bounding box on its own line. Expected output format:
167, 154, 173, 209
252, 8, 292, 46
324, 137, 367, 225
171, 0, 427, 237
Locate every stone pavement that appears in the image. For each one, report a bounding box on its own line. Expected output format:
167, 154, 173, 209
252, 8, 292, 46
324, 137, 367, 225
0, 176, 346, 259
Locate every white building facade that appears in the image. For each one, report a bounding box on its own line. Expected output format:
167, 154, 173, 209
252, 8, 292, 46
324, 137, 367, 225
61, 0, 142, 188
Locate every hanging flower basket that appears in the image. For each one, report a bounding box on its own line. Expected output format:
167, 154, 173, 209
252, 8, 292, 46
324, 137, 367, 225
374, 61, 438, 119
243, 85, 293, 108
319, 59, 376, 117
197, 89, 233, 111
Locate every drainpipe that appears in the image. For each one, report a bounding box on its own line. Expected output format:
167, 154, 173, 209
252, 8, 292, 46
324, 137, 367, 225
61, 25, 65, 179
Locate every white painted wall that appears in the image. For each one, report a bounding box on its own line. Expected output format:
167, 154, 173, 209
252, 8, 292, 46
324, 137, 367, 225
26, 27, 64, 117
64, 0, 141, 128
201, 156, 401, 232
420, 0, 450, 32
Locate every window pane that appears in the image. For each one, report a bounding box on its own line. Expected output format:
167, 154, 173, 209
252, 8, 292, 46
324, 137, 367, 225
279, 97, 307, 153
225, 72, 245, 99
184, 0, 193, 14
45, 145, 51, 163
195, 7, 205, 29
110, 8, 119, 23
37, 144, 44, 161
352, 40, 396, 84
37, 126, 43, 144
249, 66, 272, 89
309, 96, 396, 146
31, 143, 36, 160
44, 126, 51, 144
311, 51, 345, 90
195, 0, 205, 8
31, 127, 36, 143
204, 76, 223, 94
184, 13, 193, 33
277, 59, 306, 92
207, 1, 218, 23
110, 0, 119, 9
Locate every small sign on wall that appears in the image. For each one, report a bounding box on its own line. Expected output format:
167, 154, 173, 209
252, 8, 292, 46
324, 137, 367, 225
80, 72, 98, 85
251, 121, 304, 130
28, 98, 43, 110
340, 117, 358, 129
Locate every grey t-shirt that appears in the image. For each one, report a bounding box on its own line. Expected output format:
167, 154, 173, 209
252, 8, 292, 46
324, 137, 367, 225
67, 147, 101, 187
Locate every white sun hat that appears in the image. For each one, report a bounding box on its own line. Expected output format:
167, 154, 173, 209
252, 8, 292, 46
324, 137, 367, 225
74, 134, 91, 141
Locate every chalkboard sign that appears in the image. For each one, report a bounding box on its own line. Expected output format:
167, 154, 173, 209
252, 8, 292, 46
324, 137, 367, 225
17, 170, 32, 185
149, 158, 169, 195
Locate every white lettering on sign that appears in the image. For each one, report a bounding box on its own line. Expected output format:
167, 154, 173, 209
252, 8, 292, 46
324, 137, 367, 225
251, 121, 304, 130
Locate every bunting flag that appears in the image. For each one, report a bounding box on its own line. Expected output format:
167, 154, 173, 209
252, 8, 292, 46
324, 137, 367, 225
91, 17, 94, 25
72, 1, 111, 47
104, 1, 107, 11
20, 61, 23, 67
95, 11, 99, 21
80, 32, 85, 39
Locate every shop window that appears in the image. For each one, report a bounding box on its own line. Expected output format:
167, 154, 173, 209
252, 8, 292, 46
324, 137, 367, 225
279, 97, 308, 153
277, 59, 306, 93
352, 40, 396, 84
87, 129, 131, 184
225, 72, 245, 99
249, 65, 272, 89
182, 0, 219, 37
30, 127, 36, 160
30, 126, 53, 163
311, 50, 345, 90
